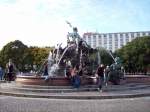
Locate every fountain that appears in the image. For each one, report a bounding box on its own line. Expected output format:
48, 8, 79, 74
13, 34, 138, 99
15, 23, 95, 86
1, 23, 150, 99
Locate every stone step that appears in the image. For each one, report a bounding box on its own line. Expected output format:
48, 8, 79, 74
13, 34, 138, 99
1, 82, 98, 89
1, 87, 98, 93
0, 82, 98, 93
18, 84, 98, 89
1, 82, 150, 93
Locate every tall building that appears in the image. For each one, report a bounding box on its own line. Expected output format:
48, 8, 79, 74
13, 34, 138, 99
83, 31, 150, 52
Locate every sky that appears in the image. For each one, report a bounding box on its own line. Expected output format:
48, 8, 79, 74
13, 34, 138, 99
0, 0, 150, 49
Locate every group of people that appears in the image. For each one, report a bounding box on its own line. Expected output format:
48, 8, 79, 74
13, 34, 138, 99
0, 58, 110, 92
0, 59, 110, 92
95, 64, 110, 92
0, 59, 16, 82
66, 65, 81, 88
65, 63, 110, 91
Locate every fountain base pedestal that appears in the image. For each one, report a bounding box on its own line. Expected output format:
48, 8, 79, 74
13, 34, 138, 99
15, 74, 96, 86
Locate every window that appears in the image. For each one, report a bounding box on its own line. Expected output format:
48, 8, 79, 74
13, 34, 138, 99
120, 33, 123, 37
104, 37, 107, 49
98, 35, 101, 45
93, 35, 96, 47
109, 34, 112, 38
115, 36, 118, 42
137, 32, 140, 37
131, 33, 134, 39
87, 36, 91, 45
109, 39, 112, 44
104, 37, 107, 44
114, 33, 118, 38
103, 34, 107, 37
142, 32, 146, 36
93, 35, 96, 43
115, 36, 118, 49
125, 33, 129, 37
109, 35, 112, 49
126, 37, 129, 42
120, 36, 123, 46
120, 37, 123, 41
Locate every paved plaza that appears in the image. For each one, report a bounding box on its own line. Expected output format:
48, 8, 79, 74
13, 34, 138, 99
0, 95, 150, 112
0, 80, 150, 112
0, 82, 150, 99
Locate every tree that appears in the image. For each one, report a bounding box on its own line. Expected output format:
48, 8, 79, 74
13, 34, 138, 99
0, 40, 53, 72
116, 36, 150, 73
0, 40, 28, 71
97, 47, 114, 66
88, 47, 114, 70
26, 47, 51, 71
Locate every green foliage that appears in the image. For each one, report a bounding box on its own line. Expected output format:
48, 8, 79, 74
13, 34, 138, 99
27, 47, 51, 71
98, 47, 114, 66
89, 47, 114, 67
116, 36, 150, 72
0, 40, 28, 70
0, 40, 53, 72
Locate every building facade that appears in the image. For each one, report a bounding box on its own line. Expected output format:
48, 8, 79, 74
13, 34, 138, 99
82, 31, 150, 52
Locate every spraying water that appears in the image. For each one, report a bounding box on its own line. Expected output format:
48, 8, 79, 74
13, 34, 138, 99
57, 44, 75, 66
97, 50, 101, 65
106, 50, 116, 63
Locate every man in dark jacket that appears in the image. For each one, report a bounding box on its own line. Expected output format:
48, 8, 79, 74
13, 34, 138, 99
6, 59, 16, 81
96, 64, 105, 92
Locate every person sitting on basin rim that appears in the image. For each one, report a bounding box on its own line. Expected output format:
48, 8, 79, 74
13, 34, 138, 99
71, 65, 81, 88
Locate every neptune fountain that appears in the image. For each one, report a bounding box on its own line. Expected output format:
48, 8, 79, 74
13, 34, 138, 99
15, 23, 95, 86
16, 22, 124, 86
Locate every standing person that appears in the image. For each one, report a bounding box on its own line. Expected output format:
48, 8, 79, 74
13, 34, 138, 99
65, 65, 72, 78
6, 59, 16, 82
95, 64, 105, 92
43, 60, 48, 76
105, 66, 110, 86
0, 66, 4, 80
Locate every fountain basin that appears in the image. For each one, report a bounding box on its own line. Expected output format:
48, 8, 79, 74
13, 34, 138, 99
15, 74, 96, 86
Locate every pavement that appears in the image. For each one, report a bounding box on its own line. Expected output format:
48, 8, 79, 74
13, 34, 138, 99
0, 95, 150, 112
0, 81, 150, 100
